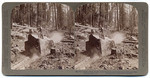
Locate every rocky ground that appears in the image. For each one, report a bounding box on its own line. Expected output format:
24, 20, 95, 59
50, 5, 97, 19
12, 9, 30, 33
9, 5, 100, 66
11, 23, 138, 70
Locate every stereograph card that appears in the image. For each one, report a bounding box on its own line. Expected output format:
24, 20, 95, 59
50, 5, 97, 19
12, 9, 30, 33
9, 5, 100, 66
2, 2, 148, 76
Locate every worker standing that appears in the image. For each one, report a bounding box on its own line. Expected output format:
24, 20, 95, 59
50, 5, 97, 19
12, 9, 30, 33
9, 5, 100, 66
37, 27, 43, 39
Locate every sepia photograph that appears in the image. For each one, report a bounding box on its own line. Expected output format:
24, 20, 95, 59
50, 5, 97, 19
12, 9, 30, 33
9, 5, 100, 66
11, 3, 75, 70
11, 3, 138, 70
74, 3, 138, 70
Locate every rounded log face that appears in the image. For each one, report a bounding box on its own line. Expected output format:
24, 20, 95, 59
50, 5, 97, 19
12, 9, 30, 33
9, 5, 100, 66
25, 34, 41, 57
85, 34, 102, 57
85, 34, 115, 57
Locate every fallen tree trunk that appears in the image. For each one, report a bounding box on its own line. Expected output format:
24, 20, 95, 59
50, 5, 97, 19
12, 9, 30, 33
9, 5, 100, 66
61, 40, 74, 43
122, 41, 138, 44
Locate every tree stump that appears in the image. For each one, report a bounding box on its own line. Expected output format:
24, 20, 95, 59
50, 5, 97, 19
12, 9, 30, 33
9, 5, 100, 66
111, 48, 117, 55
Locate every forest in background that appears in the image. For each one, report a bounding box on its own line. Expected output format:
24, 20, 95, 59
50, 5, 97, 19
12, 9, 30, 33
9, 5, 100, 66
11, 3, 138, 35
11, 3, 74, 32
75, 3, 138, 35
